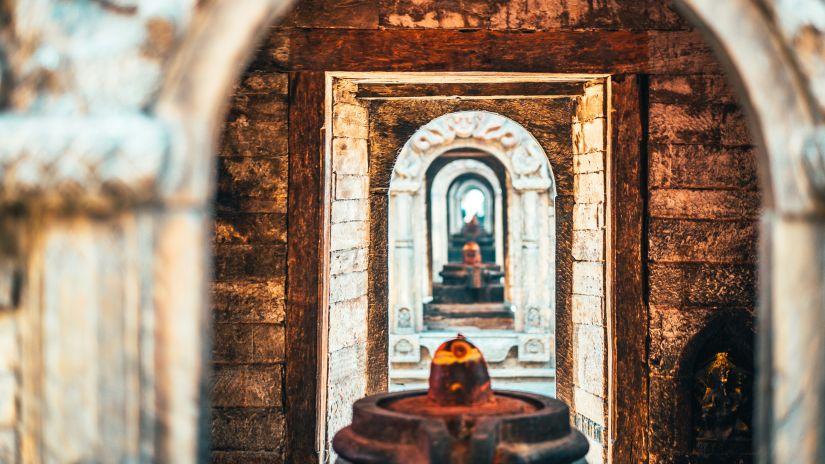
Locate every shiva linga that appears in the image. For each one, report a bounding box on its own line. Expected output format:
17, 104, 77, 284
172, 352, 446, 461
332, 336, 589, 463
424, 241, 513, 330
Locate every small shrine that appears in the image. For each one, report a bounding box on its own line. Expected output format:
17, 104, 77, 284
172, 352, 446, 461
424, 234, 513, 330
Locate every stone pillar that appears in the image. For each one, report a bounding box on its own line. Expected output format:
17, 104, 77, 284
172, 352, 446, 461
519, 189, 541, 334
768, 215, 825, 463
391, 191, 416, 334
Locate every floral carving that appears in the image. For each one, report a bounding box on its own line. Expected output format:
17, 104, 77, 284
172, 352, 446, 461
393, 111, 554, 193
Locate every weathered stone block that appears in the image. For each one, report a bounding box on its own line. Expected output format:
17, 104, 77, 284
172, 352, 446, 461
648, 305, 716, 377
330, 221, 369, 251
574, 150, 604, 174
649, 144, 758, 190
334, 174, 369, 200
581, 118, 605, 153
574, 386, 606, 426
649, 101, 749, 146
330, 248, 368, 275
721, 108, 751, 146
211, 409, 285, 452
649, 189, 761, 220
649, 102, 717, 144
648, 219, 757, 263
574, 324, 606, 396
333, 78, 360, 105
650, 75, 737, 106
252, 325, 287, 363
333, 103, 369, 139
572, 229, 604, 261
215, 213, 287, 244
216, 156, 288, 213
326, 345, 368, 438
329, 271, 368, 303
577, 84, 605, 121
213, 323, 285, 364
572, 121, 584, 155
572, 294, 603, 326
574, 172, 604, 204
331, 199, 370, 224
573, 203, 602, 230
328, 296, 369, 352
212, 451, 283, 464
648, 263, 756, 307
332, 137, 369, 175
212, 280, 286, 324
647, 374, 680, 455
212, 365, 283, 408
232, 96, 288, 121
219, 121, 289, 158
213, 244, 287, 282
237, 71, 288, 96
572, 261, 604, 296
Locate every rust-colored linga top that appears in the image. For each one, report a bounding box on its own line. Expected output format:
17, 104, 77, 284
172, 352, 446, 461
386, 335, 536, 417
461, 241, 482, 265
332, 335, 589, 463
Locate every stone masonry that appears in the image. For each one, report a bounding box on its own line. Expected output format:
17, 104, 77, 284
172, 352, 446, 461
211, 72, 290, 463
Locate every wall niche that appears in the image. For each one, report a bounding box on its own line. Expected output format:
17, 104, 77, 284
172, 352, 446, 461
678, 312, 754, 464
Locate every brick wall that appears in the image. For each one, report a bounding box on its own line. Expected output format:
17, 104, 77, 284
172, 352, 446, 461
211, 72, 289, 463
571, 82, 608, 464
325, 78, 371, 455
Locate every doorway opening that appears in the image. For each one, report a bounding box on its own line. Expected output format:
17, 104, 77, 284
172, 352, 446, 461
320, 73, 611, 460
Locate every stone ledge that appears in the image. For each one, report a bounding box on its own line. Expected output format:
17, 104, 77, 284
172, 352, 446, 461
0, 114, 175, 211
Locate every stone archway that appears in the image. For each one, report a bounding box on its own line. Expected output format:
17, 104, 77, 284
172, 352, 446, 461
1, 1, 824, 463
0, 1, 295, 462
388, 111, 557, 369
671, 1, 825, 461
430, 159, 505, 282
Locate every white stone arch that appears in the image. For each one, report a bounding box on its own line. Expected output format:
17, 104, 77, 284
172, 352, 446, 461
430, 159, 504, 284
448, 175, 496, 236
388, 110, 557, 341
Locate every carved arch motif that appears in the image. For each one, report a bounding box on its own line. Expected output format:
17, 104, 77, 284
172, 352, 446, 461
391, 111, 556, 194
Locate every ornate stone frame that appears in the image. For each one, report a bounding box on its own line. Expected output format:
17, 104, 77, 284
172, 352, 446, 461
388, 111, 557, 364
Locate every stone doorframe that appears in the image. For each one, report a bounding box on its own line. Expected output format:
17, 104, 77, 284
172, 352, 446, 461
671, 1, 825, 462
321, 73, 611, 461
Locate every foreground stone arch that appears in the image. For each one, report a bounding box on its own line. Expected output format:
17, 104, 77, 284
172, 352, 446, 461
674, 1, 825, 461
0, 1, 294, 462
0, 0, 823, 462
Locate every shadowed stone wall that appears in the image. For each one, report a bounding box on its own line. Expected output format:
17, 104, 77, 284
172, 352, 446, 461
211, 72, 290, 463
646, 75, 757, 463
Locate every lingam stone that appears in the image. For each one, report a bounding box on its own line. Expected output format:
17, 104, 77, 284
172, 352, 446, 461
332, 335, 589, 463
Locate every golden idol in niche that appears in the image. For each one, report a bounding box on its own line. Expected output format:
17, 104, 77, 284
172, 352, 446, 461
693, 351, 751, 442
